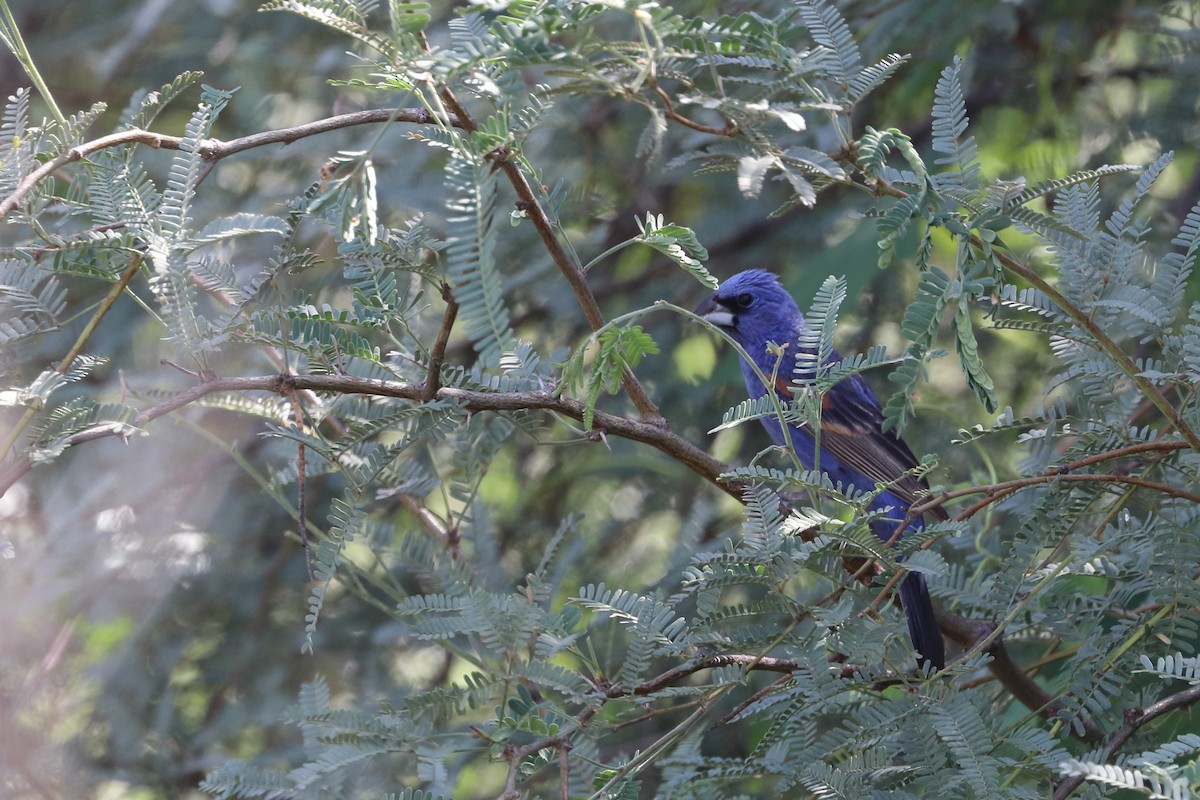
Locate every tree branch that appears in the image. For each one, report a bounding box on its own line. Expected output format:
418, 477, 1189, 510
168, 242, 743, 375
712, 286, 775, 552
972, 234, 1200, 452
434, 88, 664, 423
0, 107, 457, 220
908, 438, 1195, 522
937, 612, 1104, 743
423, 281, 459, 401
1052, 682, 1200, 799
0, 372, 736, 501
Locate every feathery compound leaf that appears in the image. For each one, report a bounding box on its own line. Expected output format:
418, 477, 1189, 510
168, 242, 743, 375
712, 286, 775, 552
848, 53, 909, 103
737, 154, 774, 198
575, 325, 660, 429
882, 343, 939, 434
0, 258, 66, 334
796, 0, 862, 84
194, 213, 288, 244
794, 273, 845, 380
261, 0, 397, 58
1001, 163, 1142, 209
930, 56, 980, 194
712, 394, 781, 433
1133, 733, 1200, 766
1152, 198, 1200, 313
158, 85, 235, 238
304, 492, 368, 652
1137, 652, 1200, 683
953, 298, 997, 412
635, 213, 715, 288
444, 155, 515, 367
1059, 759, 1192, 799
0, 88, 32, 195
900, 266, 951, 344
120, 70, 205, 131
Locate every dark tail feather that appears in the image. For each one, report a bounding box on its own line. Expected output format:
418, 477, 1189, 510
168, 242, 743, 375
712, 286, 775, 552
898, 571, 945, 671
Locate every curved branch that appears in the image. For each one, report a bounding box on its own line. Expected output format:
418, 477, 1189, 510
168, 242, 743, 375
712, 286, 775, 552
0, 373, 736, 501
648, 82, 737, 137
1052, 682, 1200, 799
909, 438, 1195, 521
0, 107, 457, 220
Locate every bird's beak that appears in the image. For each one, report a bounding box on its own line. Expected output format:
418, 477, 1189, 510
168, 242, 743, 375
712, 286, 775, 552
694, 295, 736, 329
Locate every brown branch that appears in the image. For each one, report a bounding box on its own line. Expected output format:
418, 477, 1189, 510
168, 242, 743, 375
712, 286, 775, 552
424, 281, 459, 401
908, 439, 1195, 522
607, 654, 801, 700
0, 373, 736, 502
398, 494, 460, 560
938, 612, 1104, 743
0, 107, 457, 220
558, 742, 570, 800
709, 674, 792, 731
971, 234, 1200, 452
648, 82, 737, 137
434, 88, 664, 423
940, 472, 1200, 511
1052, 682, 1200, 799
498, 712, 596, 800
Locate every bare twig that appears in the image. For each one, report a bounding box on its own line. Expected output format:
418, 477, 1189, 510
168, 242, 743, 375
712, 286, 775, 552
648, 81, 737, 137
906, 438, 1194, 524
398, 494, 460, 560
709, 673, 792, 731
284, 385, 315, 582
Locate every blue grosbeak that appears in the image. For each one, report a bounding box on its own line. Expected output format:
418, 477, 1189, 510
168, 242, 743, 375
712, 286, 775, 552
696, 269, 946, 670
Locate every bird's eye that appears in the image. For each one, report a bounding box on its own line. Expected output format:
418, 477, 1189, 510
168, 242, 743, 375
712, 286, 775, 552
735, 292, 755, 310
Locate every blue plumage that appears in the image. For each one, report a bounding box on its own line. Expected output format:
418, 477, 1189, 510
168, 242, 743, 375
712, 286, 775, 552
697, 269, 945, 670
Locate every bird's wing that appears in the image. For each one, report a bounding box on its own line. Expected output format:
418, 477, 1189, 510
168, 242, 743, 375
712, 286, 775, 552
776, 374, 948, 521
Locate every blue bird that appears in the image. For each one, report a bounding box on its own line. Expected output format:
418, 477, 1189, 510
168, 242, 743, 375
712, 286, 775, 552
696, 269, 946, 670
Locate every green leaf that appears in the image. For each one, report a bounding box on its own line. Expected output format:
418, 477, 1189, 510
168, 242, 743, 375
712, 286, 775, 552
953, 298, 997, 412
635, 213, 716, 289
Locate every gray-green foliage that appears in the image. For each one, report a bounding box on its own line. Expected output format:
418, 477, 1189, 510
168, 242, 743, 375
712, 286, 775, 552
4, 0, 1200, 798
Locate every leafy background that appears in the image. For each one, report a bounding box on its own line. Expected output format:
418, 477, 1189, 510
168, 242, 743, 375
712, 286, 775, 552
3, 0, 1200, 798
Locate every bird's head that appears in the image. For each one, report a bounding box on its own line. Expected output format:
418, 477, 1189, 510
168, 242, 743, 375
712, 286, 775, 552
695, 269, 805, 353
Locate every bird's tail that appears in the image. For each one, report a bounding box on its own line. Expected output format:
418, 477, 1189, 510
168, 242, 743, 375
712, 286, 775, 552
898, 571, 945, 671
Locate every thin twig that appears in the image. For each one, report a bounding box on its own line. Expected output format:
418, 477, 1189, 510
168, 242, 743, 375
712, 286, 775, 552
424, 281, 459, 400
398, 494, 460, 560
708, 673, 792, 731
0, 253, 143, 460
284, 385, 315, 582
972, 234, 1200, 452
648, 81, 736, 137
924, 470, 1200, 521
906, 438, 1193, 523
